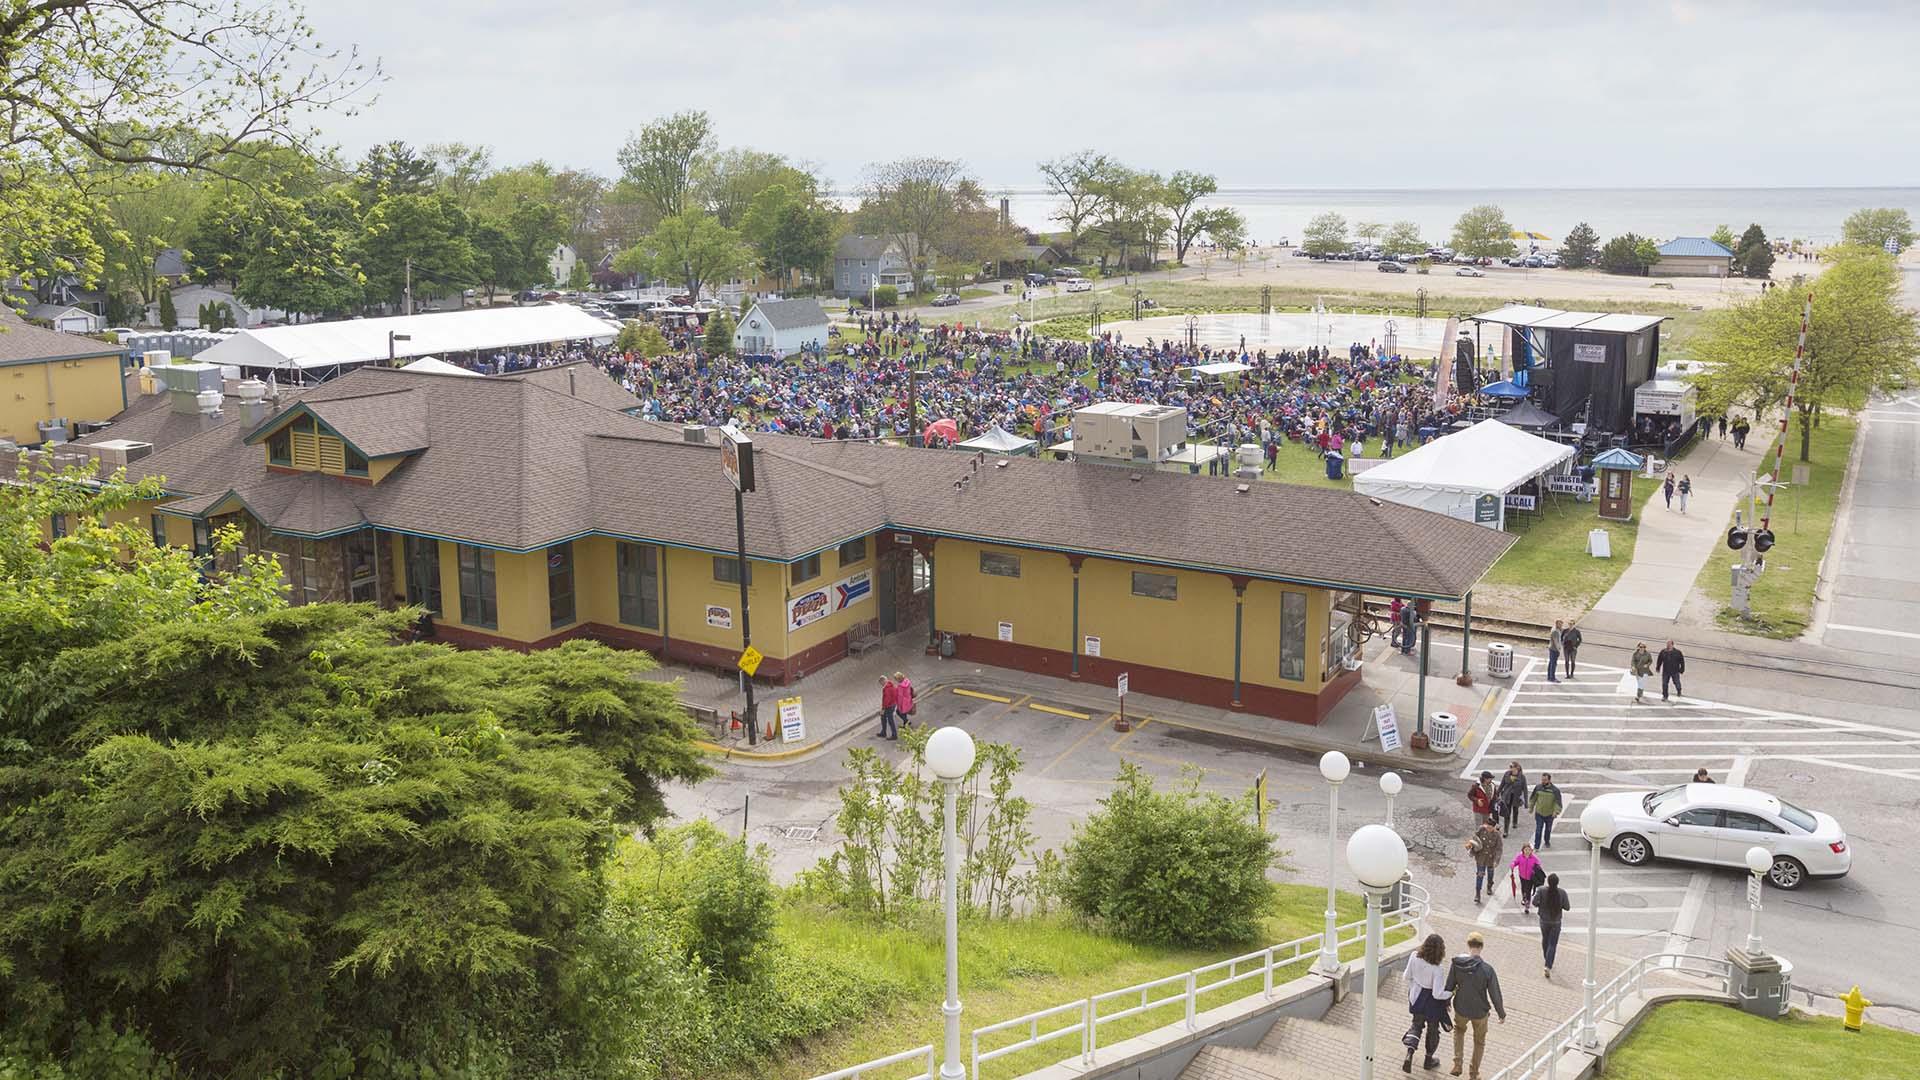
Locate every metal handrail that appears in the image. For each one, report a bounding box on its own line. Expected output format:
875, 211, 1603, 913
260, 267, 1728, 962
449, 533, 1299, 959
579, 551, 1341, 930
1483, 952, 1734, 1080
807, 1043, 936, 1080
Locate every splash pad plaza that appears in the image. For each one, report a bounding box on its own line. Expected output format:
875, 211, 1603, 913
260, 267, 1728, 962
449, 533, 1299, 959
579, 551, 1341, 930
1095, 310, 1457, 356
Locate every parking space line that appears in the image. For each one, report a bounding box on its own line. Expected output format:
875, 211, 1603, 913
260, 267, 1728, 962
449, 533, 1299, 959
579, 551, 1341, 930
952, 688, 1013, 703
1028, 703, 1092, 721
1039, 716, 1112, 777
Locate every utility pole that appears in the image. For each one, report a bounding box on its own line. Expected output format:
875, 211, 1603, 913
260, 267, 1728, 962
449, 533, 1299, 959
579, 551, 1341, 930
721, 430, 759, 746
907, 368, 920, 447
404, 256, 413, 316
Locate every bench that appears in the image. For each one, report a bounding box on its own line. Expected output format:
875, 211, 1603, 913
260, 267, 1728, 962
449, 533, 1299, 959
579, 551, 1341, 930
847, 622, 882, 655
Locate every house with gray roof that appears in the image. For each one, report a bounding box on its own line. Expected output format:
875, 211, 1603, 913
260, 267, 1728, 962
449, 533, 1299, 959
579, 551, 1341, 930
833, 234, 922, 298
1653, 237, 1735, 277
734, 298, 829, 357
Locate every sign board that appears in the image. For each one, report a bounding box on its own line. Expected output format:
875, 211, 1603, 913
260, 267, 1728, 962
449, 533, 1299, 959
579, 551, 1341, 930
1588, 529, 1613, 558
1084, 635, 1101, 657
720, 428, 756, 492
1503, 493, 1537, 511
705, 605, 733, 629
1474, 493, 1501, 524
1371, 704, 1403, 753
997, 621, 1013, 642
1117, 672, 1129, 698
787, 568, 873, 632
893, 532, 914, 545
1573, 343, 1608, 364
778, 697, 805, 743
1634, 383, 1694, 417
737, 645, 764, 676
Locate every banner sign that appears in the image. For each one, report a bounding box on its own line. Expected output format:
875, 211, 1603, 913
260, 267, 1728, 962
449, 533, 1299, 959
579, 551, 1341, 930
1084, 635, 1101, 657
1372, 704, 1403, 752
1504, 493, 1538, 511
778, 697, 805, 743
705, 605, 732, 629
721, 429, 755, 491
1573, 343, 1608, 364
788, 569, 873, 632
1474, 493, 1501, 524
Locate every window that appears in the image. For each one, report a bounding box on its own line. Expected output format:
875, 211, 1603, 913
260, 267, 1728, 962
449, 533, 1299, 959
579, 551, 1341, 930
404, 535, 441, 614
713, 556, 751, 586
979, 550, 1021, 578
345, 446, 369, 477
912, 551, 930, 594
791, 553, 822, 585
151, 513, 168, 547
298, 540, 324, 605
49, 514, 66, 540
838, 537, 866, 567
268, 430, 291, 465
458, 545, 498, 628
1671, 808, 1723, 828
547, 542, 575, 628
191, 520, 213, 559
289, 416, 320, 469
346, 530, 378, 604
1777, 800, 1817, 833
617, 542, 660, 628
316, 436, 346, 474
1131, 571, 1178, 600
1722, 811, 1784, 834
1280, 591, 1308, 681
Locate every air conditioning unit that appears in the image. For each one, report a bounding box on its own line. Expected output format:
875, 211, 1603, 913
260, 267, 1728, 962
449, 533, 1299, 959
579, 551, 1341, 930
1071, 402, 1190, 465
90, 439, 154, 468
151, 361, 223, 395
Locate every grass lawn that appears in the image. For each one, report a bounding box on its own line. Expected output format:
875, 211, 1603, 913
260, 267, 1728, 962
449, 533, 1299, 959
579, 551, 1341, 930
1604, 999, 1920, 1080
1478, 469, 1666, 613
1691, 414, 1857, 639
737, 883, 1406, 1080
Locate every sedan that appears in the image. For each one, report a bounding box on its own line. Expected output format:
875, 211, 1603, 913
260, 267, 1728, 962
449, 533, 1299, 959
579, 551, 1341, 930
930, 293, 962, 307
1377, 261, 1408, 273
1584, 783, 1849, 889
1455, 266, 1486, 277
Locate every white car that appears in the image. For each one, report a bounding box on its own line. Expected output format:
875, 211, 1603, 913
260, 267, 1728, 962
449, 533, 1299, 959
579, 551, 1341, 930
1063, 277, 1094, 293
1584, 784, 1849, 890
1455, 266, 1485, 277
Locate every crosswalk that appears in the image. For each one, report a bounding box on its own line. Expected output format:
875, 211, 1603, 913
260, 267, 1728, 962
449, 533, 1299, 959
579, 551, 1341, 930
1454, 654, 1920, 950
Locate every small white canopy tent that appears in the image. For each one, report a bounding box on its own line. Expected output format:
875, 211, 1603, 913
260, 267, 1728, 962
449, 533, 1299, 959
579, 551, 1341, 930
401, 356, 482, 377
193, 306, 619, 376
955, 425, 1037, 456
1352, 419, 1574, 530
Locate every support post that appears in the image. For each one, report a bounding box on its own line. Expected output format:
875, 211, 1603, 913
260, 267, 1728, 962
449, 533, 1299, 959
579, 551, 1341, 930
1069, 556, 1083, 677
735, 487, 757, 746
924, 549, 937, 653
1457, 591, 1474, 686
939, 777, 964, 1080
1231, 580, 1247, 706
1415, 603, 1432, 735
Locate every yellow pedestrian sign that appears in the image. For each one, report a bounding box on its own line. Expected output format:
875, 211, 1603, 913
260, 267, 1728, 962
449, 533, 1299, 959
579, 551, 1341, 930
738, 645, 764, 676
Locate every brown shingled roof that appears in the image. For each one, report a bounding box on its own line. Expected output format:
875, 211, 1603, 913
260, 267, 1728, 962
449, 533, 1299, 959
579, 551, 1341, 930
0, 310, 122, 364
494, 362, 642, 414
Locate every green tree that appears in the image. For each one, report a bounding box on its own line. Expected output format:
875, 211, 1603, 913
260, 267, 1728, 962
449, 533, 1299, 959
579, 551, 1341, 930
695, 147, 814, 228
356, 193, 479, 308
741, 183, 835, 287
617, 320, 670, 357
1302, 211, 1349, 257
1354, 221, 1385, 244
1840, 207, 1917, 253
1696, 251, 1919, 461
1161, 170, 1221, 264
1449, 204, 1519, 260
617, 109, 716, 221
1061, 764, 1282, 946
1558, 222, 1601, 269
567, 258, 591, 290
156, 288, 177, 329
1087, 167, 1170, 273
233, 188, 366, 318
1381, 220, 1424, 258
704, 310, 734, 354
1736, 223, 1773, 278
355, 140, 436, 197
1200, 208, 1249, 254
615, 210, 752, 303
1599, 233, 1656, 275
0, 468, 710, 1075
1038, 150, 1121, 257
857, 156, 986, 288
1709, 224, 1737, 251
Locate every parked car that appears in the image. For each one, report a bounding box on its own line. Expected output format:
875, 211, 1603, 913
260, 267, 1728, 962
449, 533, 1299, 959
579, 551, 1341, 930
930, 292, 962, 306
1543, 254, 1562, 268
1063, 277, 1094, 293
1378, 261, 1409, 273
1292, 248, 1310, 257
1523, 255, 1545, 268
1025, 272, 1050, 286
1455, 266, 1485, 277
1583, 784, 1849, 890
1052, 267, 1082, 281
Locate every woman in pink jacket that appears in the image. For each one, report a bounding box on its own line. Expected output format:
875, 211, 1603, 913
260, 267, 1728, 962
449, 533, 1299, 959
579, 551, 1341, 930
892, 672, 915, 728
1510, 844, 1544, 915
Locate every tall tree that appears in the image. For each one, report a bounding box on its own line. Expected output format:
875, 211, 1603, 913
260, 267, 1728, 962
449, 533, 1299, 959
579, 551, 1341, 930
1354, 221, 1385, 244
424, 141, 496, 211
1840, 207, 1917, 253
1200, 208, 1249, 254
1599, 233, 1656, 275
616, 110, 716, 222
1161, 170, 1223, 265
1696, 251, 1919, 461
857, 156, 978, 290
355, 140, 437, 197
741, 183, 836, 287
1558, 222, 1600, 269
1037, 151, 1121, 257
235, 188, 365, 318
1302, 211, 1348, 257
1088, 168, 1169, 274
1450, 204, 1519, 260
1737, 223, 1774, 279
614, 210, 751, 302
1709, 224, 1737, 251
696, 148, 815, 228
1380, 220, 1423, 258
96, 171, 207, 305
356, 193, 479, 308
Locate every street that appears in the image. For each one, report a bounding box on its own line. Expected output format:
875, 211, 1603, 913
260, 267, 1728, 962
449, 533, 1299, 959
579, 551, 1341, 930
1818, 391, 1920, 657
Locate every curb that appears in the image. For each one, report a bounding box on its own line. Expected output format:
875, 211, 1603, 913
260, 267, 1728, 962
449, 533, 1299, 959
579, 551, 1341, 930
691, 678, 962, 766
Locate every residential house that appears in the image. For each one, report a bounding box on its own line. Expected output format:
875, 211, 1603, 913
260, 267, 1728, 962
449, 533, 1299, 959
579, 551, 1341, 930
734, 299, 829, 357
549, 244, 579, 285
25, 304, 106, 335
1653, 237, 1735, 278
833, 234, 922, 298
147, 283, 285, 329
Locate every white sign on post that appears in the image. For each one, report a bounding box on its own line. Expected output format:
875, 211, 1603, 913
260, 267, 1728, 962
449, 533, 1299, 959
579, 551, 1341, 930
1117, 673, 1129, 698
778, 697, 805, 744
1369, 704, 1403, 753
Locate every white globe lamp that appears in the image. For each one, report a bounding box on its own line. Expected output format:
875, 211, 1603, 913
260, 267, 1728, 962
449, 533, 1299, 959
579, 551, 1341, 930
1319, 749, 1351, 784
926, 726, 976, 780
1315, 749, 1350, 973
1580, 803, 1615, 842
926, 724, 977, 1080
1346, 824, 1408, 1080
1744, 846, 1772, 955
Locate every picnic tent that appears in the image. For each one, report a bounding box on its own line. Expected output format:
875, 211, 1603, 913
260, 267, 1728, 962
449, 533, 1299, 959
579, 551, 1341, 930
955, 425, 1037, 456
192, 306, 619, 378
1495, 400, 1562, 430
1352, 419, 1574, 530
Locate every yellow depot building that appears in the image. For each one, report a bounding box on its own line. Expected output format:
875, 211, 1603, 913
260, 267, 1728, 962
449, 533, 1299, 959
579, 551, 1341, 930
35, 361, 1513, 726
0, 310, 127, 445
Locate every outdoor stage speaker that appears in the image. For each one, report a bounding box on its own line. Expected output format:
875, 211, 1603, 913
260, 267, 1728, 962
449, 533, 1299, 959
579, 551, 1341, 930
1454, 355, 1477, 393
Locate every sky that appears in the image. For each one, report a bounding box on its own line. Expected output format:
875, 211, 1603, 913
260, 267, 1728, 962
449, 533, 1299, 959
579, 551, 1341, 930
302, 1, 1920, 192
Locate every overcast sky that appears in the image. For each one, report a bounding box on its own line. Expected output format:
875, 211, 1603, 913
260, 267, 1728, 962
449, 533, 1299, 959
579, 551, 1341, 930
304, 1, 1920, 191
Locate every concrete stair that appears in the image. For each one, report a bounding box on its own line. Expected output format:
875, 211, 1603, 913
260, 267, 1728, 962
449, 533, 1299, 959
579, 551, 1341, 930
1182, 917, 1650, 1080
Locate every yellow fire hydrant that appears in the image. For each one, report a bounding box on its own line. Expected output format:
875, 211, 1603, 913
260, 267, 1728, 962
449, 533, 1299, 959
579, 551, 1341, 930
1840, 985, 1872, 1032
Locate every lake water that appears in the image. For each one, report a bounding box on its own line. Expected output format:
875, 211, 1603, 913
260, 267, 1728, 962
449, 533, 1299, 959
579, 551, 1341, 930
974, 187, 1920, 249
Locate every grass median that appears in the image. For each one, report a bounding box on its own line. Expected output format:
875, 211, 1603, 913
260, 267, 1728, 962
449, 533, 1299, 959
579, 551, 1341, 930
1604, 999, 1920, 1080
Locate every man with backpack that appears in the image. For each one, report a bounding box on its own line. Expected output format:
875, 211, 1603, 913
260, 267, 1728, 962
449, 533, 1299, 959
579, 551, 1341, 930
1466, 817, 1502, 904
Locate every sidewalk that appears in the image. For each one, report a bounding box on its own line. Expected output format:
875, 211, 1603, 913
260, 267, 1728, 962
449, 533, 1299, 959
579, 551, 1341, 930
1592, 431, 1762, 621
664, 630, 1511, 775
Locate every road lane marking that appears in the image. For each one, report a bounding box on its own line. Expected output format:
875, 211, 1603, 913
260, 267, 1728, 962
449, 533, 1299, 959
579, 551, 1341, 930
1825, 622, 1920, 640
1458, 655, 1535, 779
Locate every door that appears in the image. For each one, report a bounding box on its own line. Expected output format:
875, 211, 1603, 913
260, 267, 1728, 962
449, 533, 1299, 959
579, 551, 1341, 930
876, 556, 897, 634
1656, 807, 1723, 863
1714, 810, 1788, 866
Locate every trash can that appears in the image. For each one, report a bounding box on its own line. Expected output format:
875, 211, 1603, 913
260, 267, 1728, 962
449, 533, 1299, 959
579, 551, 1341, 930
1428, 712, 1459, 754
1324, 452, 1344, 481
1487, 642, 1514, 679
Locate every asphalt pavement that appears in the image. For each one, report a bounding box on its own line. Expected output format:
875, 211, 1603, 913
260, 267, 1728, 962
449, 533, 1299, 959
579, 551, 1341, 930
1817, 392, 1920, 658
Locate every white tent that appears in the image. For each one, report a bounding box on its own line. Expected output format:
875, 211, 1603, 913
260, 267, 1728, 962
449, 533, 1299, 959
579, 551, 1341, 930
192, 306, 618, 374
1180, 361, 1253, 378
401, 356, 482, 377
955, 425, 1037, 456
1352, 419, 1574, 530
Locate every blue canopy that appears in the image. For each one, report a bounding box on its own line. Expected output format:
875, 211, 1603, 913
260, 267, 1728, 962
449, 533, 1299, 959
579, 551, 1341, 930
1478, 380, 1530, 399
1592, 447, 1645, 470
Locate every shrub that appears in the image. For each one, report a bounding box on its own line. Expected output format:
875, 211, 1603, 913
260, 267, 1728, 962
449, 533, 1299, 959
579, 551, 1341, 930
872, 285, 898, 308
616, 820, 777, 982
1061, 763, 1280, 946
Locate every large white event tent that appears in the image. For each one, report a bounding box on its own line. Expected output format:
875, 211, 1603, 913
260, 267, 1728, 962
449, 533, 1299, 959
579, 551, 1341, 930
1352, 419, 1574, 530
191, 306, 618, 378
400, 356, 482, 377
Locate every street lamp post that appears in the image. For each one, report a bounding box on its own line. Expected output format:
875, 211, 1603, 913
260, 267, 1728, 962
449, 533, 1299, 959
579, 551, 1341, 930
1578, 804, 1616, 1049
926, 727, 977, 1080
387, 331, 411, 367
1347, 824, 1410, 1080
1743, 846, 1772, 955
1317, 750, 1351, 974
1379, 771, 1402, 829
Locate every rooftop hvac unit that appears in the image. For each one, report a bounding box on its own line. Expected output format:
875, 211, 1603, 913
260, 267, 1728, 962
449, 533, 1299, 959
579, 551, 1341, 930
1070, 402, 1189, 465
36, 418, 70, 444
682, 424, 709, 444
152, 361, 224, 394
90, 439, 154, 468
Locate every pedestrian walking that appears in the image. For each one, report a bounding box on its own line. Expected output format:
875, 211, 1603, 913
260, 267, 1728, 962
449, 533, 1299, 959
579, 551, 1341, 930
1677, 474, 1692, 514
1400, 601, 1419, 656
1656, 640, 1685, 702
1445, 933, 1506, 1080
1693, 767, 1715, 783
1495, 763, 1527, 837
1403, 933, 1453, 1073
1530, 774, 1563, 850
1535, 872, 1573, 978
878, 676, 899, 739
1546, 619, 1564, 682
1389, 597, 1406, 649
1467, 817, 1503, 904
893, 671, 916, 726
1468, 772, 1496, 819
1560, 621, 1582, 677
1511, 844, 1544, 915
1718, 414, 1728, 440
1630, 642, 1653, 702
1662, 472, 1675, 510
